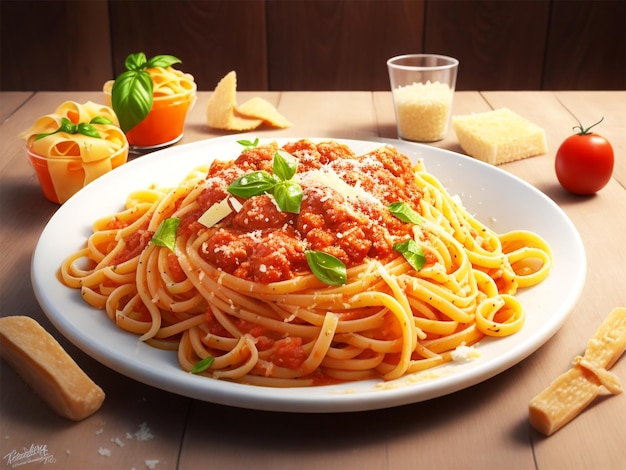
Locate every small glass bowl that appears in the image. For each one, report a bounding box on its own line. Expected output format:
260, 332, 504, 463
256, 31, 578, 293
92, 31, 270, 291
27, 144, 128, 204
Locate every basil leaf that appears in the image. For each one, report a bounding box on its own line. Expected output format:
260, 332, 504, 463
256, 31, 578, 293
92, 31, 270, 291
151, 217, 180, 252
305, 250, 347, 286
35, 117, 74, 141
227, 148, 304, 214
273, 150, 297, 181
388, 202, 423, 225
90, 116, 113, 125
146, 54, 181, 69
34, 117, 107, 141
393, 239, 426, 271
34, 132, 52, 141
77, 123, 102, 139
227, 170, 277, 198
111, 70, 154, 132
273, 180, 303, 213
190, 356, 215, 374
125, 52, 147, 71
237, 138, 259, 150
111, 53, 182, 132
59, 117, 77, 134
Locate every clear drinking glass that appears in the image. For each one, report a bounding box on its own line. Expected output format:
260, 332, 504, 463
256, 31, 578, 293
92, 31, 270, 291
387, 54, 459, 142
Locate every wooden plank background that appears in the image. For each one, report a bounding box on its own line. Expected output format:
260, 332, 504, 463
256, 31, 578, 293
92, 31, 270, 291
1, 0, 624, 92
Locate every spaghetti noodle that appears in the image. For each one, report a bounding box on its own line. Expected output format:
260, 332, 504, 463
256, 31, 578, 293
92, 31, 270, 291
60, 139, 552, 387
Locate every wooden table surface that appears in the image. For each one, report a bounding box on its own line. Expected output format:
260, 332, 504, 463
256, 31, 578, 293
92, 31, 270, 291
1, 90, 625, 469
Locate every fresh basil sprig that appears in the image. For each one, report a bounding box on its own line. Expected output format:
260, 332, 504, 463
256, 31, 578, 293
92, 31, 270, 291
388, 202, 423, 225
34, 116, 113, 141
272, 150, 297, 180
190, 356, 215, 374
227, 150, 303, 213
237, 138, 259, 150
273, 180, 303, 213
305, 250, 347, 286
151, 217, 180, 252
111, 52, 182, 132
227, 170, 277, 197
393, 239, 426, 271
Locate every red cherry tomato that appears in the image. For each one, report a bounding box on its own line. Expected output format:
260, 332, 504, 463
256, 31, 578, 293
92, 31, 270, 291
555, 117, 614, 195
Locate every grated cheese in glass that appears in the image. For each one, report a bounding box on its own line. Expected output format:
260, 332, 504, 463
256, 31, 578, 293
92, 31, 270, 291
393, 80, 453, 142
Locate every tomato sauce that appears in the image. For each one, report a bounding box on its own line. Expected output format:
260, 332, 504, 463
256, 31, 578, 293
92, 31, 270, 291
183, 140, 424, 283
270, 337, 307, 369
112, 221, 153, 265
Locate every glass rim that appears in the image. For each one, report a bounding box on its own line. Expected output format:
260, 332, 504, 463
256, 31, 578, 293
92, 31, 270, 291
387, 54, 459, 71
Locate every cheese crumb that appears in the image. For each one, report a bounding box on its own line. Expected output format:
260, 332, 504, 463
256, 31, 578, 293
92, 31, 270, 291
135, 422, 154, 441
111, 437, 125, 447
451, 345, 480, 362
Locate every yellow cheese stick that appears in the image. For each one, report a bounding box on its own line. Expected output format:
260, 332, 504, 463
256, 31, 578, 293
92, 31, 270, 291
529, 307, 626, 435
0, 316, 105, 421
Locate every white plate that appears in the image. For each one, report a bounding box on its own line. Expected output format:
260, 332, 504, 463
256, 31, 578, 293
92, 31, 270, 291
32, 135, 586, 413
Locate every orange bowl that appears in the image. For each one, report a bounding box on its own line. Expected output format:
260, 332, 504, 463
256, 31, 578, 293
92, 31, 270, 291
104, 81, 197, 149
27, 144, 128, 204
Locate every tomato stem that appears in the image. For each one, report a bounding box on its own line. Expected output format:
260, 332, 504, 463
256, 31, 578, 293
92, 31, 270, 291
573, 116, 604, 135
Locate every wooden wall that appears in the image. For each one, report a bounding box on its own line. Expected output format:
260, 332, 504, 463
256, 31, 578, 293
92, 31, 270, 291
1, 0, 624, 92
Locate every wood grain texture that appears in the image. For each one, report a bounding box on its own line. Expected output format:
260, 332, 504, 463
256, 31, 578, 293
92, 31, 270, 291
424, 0, 551, 90
108, 0, 268, 91
1, 1, 624, 91
0, 92, 32, 123
0, 0, 112, 91
266, 0, 425, 91
544, 0, 626, 90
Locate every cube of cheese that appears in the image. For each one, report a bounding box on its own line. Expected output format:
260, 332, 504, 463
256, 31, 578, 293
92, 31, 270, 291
452, 108, 547, 165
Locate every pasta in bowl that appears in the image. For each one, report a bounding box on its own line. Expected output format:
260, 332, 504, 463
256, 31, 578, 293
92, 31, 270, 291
58, 138, 552, 387
20, 101, 128, 204
103, 66, 196, 149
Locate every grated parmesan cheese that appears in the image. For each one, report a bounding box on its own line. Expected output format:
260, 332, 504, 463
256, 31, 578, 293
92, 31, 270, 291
451, 344, 480, 362
299, 167, 376, 204
392, 80, 453, 142
134, 422, 154, 441
111, 437, 125, 447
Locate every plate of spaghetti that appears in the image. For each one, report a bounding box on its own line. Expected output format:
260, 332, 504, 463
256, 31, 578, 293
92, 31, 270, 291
32, 136, 585, 412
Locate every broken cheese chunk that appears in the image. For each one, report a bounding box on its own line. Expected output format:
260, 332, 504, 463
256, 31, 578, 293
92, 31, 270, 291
452, 108, 547, 165
0, 316, 105, 421
198, 198, 234, 228
529, 307, 626, 436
